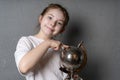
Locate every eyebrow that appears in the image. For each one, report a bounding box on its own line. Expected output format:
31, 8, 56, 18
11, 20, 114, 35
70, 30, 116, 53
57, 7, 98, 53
48, 14, 54, 17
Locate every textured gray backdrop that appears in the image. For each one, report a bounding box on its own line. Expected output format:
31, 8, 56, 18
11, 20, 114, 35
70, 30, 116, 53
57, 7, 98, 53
0, 0, 120, 80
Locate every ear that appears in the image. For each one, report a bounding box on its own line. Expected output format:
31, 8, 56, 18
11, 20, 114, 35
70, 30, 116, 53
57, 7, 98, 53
39, 15, 43, 24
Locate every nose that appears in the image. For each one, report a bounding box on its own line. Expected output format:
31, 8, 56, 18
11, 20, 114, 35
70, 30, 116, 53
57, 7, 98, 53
50, 20, 56, 27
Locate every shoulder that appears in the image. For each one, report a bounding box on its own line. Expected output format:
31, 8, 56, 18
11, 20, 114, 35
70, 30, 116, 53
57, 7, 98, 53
16, 36, 33, 49
19, 36, 30, 41
18, 36, 30, 45
18, 36, 35, 44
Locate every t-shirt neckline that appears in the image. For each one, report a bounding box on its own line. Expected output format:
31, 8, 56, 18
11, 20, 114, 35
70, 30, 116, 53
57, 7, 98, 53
29, 35, 44, 42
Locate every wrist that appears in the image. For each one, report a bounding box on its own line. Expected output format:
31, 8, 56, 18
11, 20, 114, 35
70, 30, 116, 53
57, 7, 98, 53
45, 39, 52, 48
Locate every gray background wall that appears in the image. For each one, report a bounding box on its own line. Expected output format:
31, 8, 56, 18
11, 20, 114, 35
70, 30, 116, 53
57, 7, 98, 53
0, 0, 120, 80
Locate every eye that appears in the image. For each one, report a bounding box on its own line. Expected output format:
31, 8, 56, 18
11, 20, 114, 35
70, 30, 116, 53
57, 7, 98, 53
48, 16, 52, 20
57, 22, 63, 26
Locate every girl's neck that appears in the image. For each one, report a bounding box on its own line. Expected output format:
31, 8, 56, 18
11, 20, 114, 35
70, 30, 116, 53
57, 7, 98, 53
34, 32, 51, 40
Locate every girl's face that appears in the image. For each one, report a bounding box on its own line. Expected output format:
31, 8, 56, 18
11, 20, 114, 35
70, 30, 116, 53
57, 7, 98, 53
39, 8, 65, 38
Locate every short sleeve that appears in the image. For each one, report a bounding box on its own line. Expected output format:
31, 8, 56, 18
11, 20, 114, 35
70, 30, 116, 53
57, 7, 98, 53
14, 37, 33, 75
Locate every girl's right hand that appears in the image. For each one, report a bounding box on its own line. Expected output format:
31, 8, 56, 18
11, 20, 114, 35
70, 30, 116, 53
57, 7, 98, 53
47, 39, 69, 51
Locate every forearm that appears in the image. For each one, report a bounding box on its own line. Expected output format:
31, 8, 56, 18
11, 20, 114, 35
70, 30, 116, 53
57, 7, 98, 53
19, 40, 50, 74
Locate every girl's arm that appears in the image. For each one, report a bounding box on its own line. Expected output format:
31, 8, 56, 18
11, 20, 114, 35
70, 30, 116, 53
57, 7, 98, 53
19, 39, 62, 74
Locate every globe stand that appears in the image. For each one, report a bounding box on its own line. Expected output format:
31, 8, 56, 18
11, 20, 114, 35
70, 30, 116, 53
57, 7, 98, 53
60, 66, 83, 80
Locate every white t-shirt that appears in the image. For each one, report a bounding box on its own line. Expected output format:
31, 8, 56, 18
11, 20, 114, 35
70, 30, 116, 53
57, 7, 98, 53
14, 36, 66, 80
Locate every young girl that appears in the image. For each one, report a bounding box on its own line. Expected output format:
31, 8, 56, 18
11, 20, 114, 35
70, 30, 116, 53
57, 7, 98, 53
14, 3, 69, 80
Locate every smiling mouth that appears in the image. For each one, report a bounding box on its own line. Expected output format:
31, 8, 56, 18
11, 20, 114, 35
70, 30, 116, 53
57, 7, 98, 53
46, 26, 54, 32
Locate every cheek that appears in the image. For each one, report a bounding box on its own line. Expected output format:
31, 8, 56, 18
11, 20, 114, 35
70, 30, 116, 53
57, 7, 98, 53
40, 18, 48, 24
56, 26, 63, 30
56, 26, 64, 33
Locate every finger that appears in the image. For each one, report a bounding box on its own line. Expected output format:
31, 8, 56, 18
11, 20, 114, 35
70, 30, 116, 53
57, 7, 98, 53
60, 44, 70, 51
54, 47, 59, 50
54, 42, 62, 51
62, 44, 69, 49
